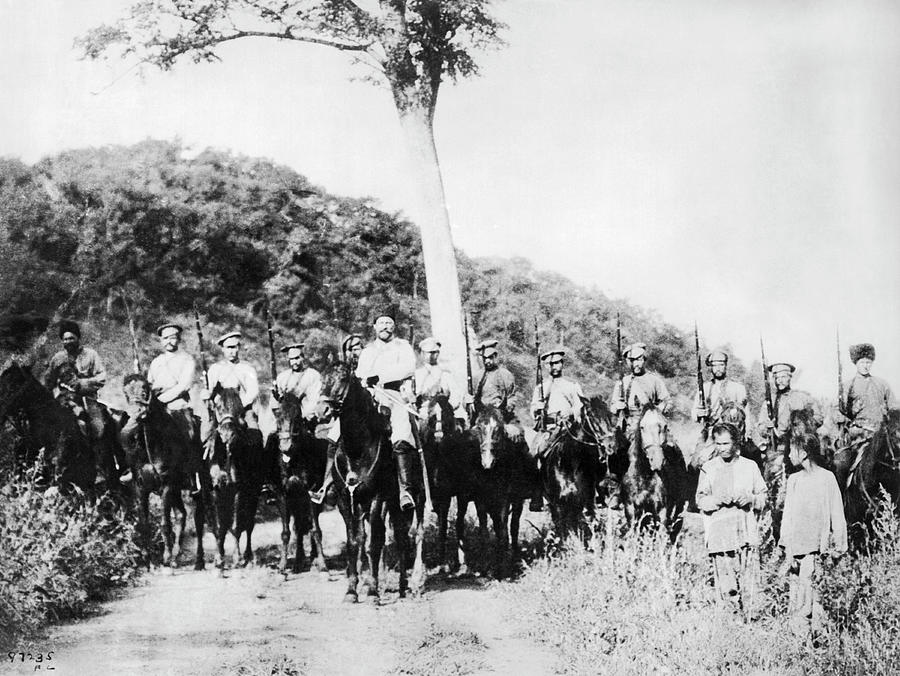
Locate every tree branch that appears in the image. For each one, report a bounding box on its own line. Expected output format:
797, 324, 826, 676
165, 28, 373, 56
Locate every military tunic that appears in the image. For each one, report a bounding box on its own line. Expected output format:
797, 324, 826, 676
475, 366, 517, 419
758, 389, 822, 441
843, 374, 897, 430
531, 376, 584, 422
46, 347, 106, 396
611, 371, 671, 418
274, 367, 321, 419
691, 379, 749, 422
147, 350, 196, 410
357, 338, 417, 446
415, 363, 461, 409
207, 360, 259, 410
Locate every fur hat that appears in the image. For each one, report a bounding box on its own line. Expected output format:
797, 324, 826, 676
849, 343, 875, 363
58, 319, 80, 339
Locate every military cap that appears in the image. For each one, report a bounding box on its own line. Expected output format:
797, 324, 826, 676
156, 323, 182, 337
371, 305, 398, 323
280, 342, 305, 354
623, 342, 647, 359
418, 337, 441, 353
475, 339, 499, 356
705, 349, 729, 365
58, 319, 81, 339
217, 330, 242, 346
540, 348, 566, 362
849, 343, 875, 363
342, 334, 363, 353
768, 362, 795, 375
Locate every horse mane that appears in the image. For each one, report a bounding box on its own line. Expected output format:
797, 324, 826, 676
789, 407, 828, 468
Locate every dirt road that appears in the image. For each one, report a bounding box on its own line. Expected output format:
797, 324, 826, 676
33, 511, 558, 676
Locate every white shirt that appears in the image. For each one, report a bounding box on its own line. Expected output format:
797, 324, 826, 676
274, 367, 321, 419
207, 360, 259, 408
147, 350, 196, 410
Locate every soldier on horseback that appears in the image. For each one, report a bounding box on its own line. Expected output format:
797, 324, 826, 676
756, 362, 822, 457
529, 348, 586, 510
415, 336, 464, 421
147, 323, 198, 440
473, 339, 520, 435
610, 342, 671, 437
45, 319, 107, 436
692, 349, 750, 435
342, 334, 364, 369
355, 308, 419, 511
201, 330, 260, 431
271, 342, 321, 423
833, 343, 897, 443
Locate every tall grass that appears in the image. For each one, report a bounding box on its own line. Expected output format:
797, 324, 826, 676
504, 501, 900, 675
0, 479, 141, 646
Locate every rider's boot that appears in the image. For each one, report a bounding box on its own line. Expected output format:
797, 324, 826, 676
310, 445, 336, 505
394, 441, 416, 511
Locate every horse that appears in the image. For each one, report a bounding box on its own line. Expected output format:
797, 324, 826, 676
319, 360, 427, 601
120, 374, 208, 569
469, 405, 534, 576
537, 397, 611, 544
269, 391, 328, 574
621, 405, 690, 541
0, 361, 96, 494
207, 385, 267, 569
829, 409, 900, 549
418, 392, 485, 574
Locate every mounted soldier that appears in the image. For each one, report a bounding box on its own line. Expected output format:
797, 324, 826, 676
473, 339, 522, 439
147, 323, 198, 441
271, 342, 321, 424
610, 342, 672, 438
414, 336, 464, 422
201, 330, 260, 431
355, 308, 419, 511
342, 334, 364, 370
692, 349, 750, 434
529, 348, 586, 510
833, 343, 897, 444
756, 362, 823, 457
45, 319, 107, 438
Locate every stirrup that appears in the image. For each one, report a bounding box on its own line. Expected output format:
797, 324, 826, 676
399, 490, 415, 511
309, 488, 325, 505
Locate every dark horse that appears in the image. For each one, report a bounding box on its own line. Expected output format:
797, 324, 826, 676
208, 385, 267, 569
829, 410, 900, 549
621, 405, 690, 541
319, 360, 427, 601
0, 361, 96, 493
269, 391, 328, 573
469, 405, 534, 576
538, 397, 611, 543
418, 393, 485, 574
120, 374, 209, 569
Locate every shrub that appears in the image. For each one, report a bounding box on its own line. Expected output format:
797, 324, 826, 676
0, 479, 142, 645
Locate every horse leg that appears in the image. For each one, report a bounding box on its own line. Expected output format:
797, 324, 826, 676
455, 496, 470, 576
214, 484, 231, 570
231, 484, 244, 568
338, 495, 359, 602
139, 487, 152, 569
366, 500, 386, 600
192, 486, 206, 570
171, 489, 187, 566
310, 501, 328, 573
243, 483, 261, 566
509, 498, 524, 563
436, 497, 450, 573
160, 486, 176, 570
278, 485, 290, 574
493, 501, 510, 579
410, 501, 427, 596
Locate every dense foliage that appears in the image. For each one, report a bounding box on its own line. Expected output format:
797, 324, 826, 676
0, 140, 739, 415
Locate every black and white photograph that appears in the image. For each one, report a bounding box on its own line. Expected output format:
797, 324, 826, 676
1, 0, 898, 673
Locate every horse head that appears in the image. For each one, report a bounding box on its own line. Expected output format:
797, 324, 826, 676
0, 360, 33, 422
419, 393, 454, 444
274, 391, 306, 455
211, 385, 245, 449
318, 360, 356, 419
472, 405, 505, 470
718, 402, 746, 440
637, 406, 669, 472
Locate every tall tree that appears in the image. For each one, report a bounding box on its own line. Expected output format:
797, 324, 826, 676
79, 0, 505, 377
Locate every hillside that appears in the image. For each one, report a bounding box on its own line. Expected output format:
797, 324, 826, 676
0, 140, 758, 419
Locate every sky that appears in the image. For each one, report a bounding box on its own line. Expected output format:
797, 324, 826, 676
1, 0, 898, 397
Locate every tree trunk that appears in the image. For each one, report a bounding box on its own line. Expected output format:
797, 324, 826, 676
396, 105, 466, 381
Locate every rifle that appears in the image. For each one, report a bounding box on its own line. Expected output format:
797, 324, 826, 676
534, 316, 546, 430
265, 302, 279, 400
836, 327, 845, 418
759, 337, 776, 450
694, 322, 708, 430
463, 311, 474, 419
123, 299, 142, 374
615, 312, 626, 428
194, 304, 217, 461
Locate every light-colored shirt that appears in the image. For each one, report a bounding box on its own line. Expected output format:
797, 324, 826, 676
274, 367, 321, 419
844, 374, 897, 429
475, 366, 517, 415
207, 360, 259, 409
758, 388, 821, 440
415, 363, 462, 408
356, 338, 416, 385
696, 456, 767, 553
779, 464, 848, 557
46, 347, 106, 395
611, 371, 671, 417
531, 376, 584, 420
147, 350, 196, 409
691, 379, 749, 422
